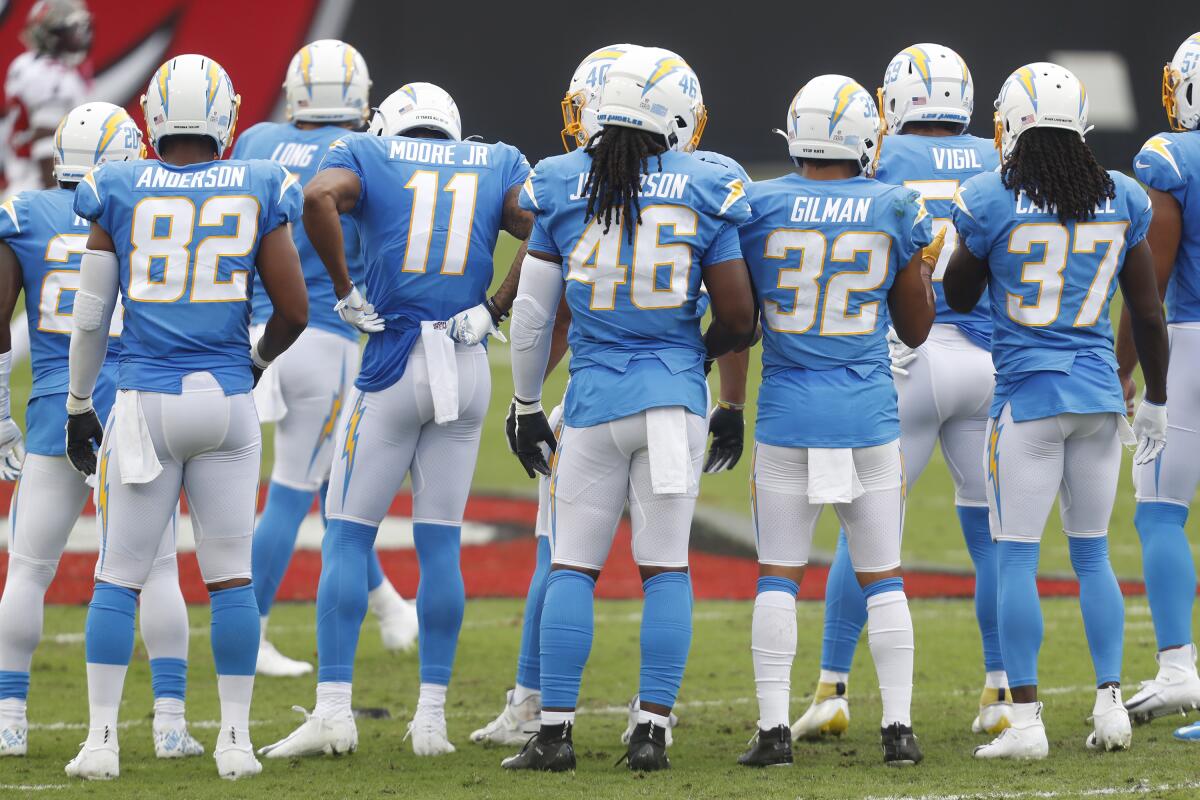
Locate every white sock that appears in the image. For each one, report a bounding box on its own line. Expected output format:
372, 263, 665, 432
259, 616, 269, 645
0, 697, 26, 725
865, 590, 913, 727
819, 669, 849, 687
637, 709, 671, 727
1161, 644, 1198, 673
417, 683, 447, 715
368, 579, 403, 619
542, 709, 574, 726
86, 663, 127, 747
153, 697, 185, 727
512, 684, 540, 705
985, 670, 1009, 690
314, 681, 353, 718
1010, 701, 1041, 727
752, 590, 797, 729
217, 674, 254, 736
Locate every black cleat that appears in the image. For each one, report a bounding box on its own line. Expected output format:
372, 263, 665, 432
618, 722, 670, 771
881, 722, 923, 766
738, 725, 793, 767
501, 723, 576, 772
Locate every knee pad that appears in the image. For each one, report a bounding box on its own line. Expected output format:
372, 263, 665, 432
196, 535, 252, 585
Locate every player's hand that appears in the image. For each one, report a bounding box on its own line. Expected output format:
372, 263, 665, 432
504, 400, 519, 454
334, 284, 384, 333
704, 404, 744, 473
1120, 373, 1137, 416
920, 227, 947, 270
65, 407, 104, 477
1132, 398, 1167, 465
511, 397, 556, 478
448, 303, 506, 346
886, 327, 918, 377
0, 417, 25, 481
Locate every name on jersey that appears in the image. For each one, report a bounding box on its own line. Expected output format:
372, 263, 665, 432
566, 171, 689, 202
271, 142, 320, 169
789, 195, 872, 224
388, 140, 490, 166
134, 164, 248, 190
931, 147, 983, 171
1015, 192, 1117, 216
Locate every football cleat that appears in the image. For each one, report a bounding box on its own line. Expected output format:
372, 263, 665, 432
791, 681, 849, 741
258, 706, 357, 758
620, 695, 677, 747
620, 721, 670, 771
256, 639, 313, 677
971, 686, 1013, 735
501, 723, 575, 771
406, 708, 455, 756
214, 726, 261, 780
737, 725, 793, 767
65, 730, 119, 780
470, 689, 541, 746
1086, 686, 1132, 752
973, 703, 1049, 760
1125, 646, 1200, 724
377, 597, 419, 653
880, 722, 923, 766
153, 720, 205, 758
0, 722, 27, 756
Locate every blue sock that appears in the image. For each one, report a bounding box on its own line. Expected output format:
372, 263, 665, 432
640, 572, 693, 708
958, 505, 1004, 672
318, 481, 328, 524
1135, 502, 1197, 650
821, 530, 867, 673
149, 657, 187, 701
414, 522, 464, 686
210, 584, 259, 676
85, 584, 138, 666
315, 518, 378, 683
1068, 537, 1125, 686
997, 541, 1042, 688
540, 569, 595, 709
251, 481, 315, 616
0, 671, 29, 700
516, 536, 552, 690
757, 575, 799, 596
367, 549, 385, 593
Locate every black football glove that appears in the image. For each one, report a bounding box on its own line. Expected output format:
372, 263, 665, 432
703, 404, 744, 473
65, 406, 105, 477
511, 397, 557, 478
504, 399, 519, 454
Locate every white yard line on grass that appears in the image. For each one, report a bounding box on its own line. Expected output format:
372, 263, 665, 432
864, 779, 1200, 800
0, 786, 70, 792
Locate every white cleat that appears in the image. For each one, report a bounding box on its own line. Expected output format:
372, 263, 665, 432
470, 689, 541, 746
256, 639, 313, 677
1087, 687, 1132, 752
258, 706, 357, 758
406, 708, 455, 756
378, 597, 419, 653
971, 687, 1013, 735
65, 730, 119, 780
973, 703, 1048, 760
620, 694, 677, 746
1125, 645, 1200, 724
0, 722, 27, 756
154, 721, 205, 758
791, 682, 850, 741
214, 726, 261, 780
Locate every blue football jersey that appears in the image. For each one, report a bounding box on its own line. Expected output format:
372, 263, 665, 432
1133, 132, 1200, 323
740, 174, 931, 448
232, 122, 364, 340
953, 170, 1152, 421
74, 158, 303, 395
0, 188, 119, 455
521, 147, 750, 427
693, 149, 751, 184
320, 133, 530, 392
876, 133, 999, 348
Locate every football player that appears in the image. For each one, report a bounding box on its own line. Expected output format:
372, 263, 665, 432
946, 63, 1168, 759
501, 47, 756, 772
0, 103, 201, 760
736, 76, 934, 768
1116, 33, 1200, 737
64, 55, 309, 779
260, 82, 532, 759
233, 39, 417, 679
792, 44, 1011, 742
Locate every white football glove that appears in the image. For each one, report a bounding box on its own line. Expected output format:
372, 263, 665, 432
1132, 399, 1167, 465
886, 327, 918, 377
334, 284, 384, 333
447, 303, 506, 346
0, 417, 24, 481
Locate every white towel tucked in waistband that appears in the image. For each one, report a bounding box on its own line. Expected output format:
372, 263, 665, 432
807, 447, 864, 504
646, 406, 692, 495
421, 321, 459, 424
114, 390, 163, 485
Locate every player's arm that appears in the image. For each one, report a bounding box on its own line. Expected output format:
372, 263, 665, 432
943, 238, 988, 316
0, 241, 25, 478
1120, 238, 1170, 464
304, 167, 381, 332
508, 249, 564, 477
547, 293, 571, 376
253, 225, 308, 378
704, 345, 751, 473
701, 259, 757, 359
888, 235, 939, 348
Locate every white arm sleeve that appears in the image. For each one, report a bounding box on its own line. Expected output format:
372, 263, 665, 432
68, 249, 119, 406
509, 253, 563, 402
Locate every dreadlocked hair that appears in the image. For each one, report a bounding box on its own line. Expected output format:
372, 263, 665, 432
1001, 127, 1115, 224
582, 126, 666, 243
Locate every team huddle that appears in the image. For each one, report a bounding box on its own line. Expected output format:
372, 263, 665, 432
0, 0, 1197, 784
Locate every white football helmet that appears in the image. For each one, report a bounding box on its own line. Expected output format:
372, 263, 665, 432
53, 102, 144, 182
994, 62, 1088, 160
1164, 33, 1200, 131
141, 54, 240, 158
595, 46, 706, 152
785, 75, 882, 174
284, 39, 371, 124
368, 82, 461, 140
880, 43, 973, 133
560, 44, 638, 151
